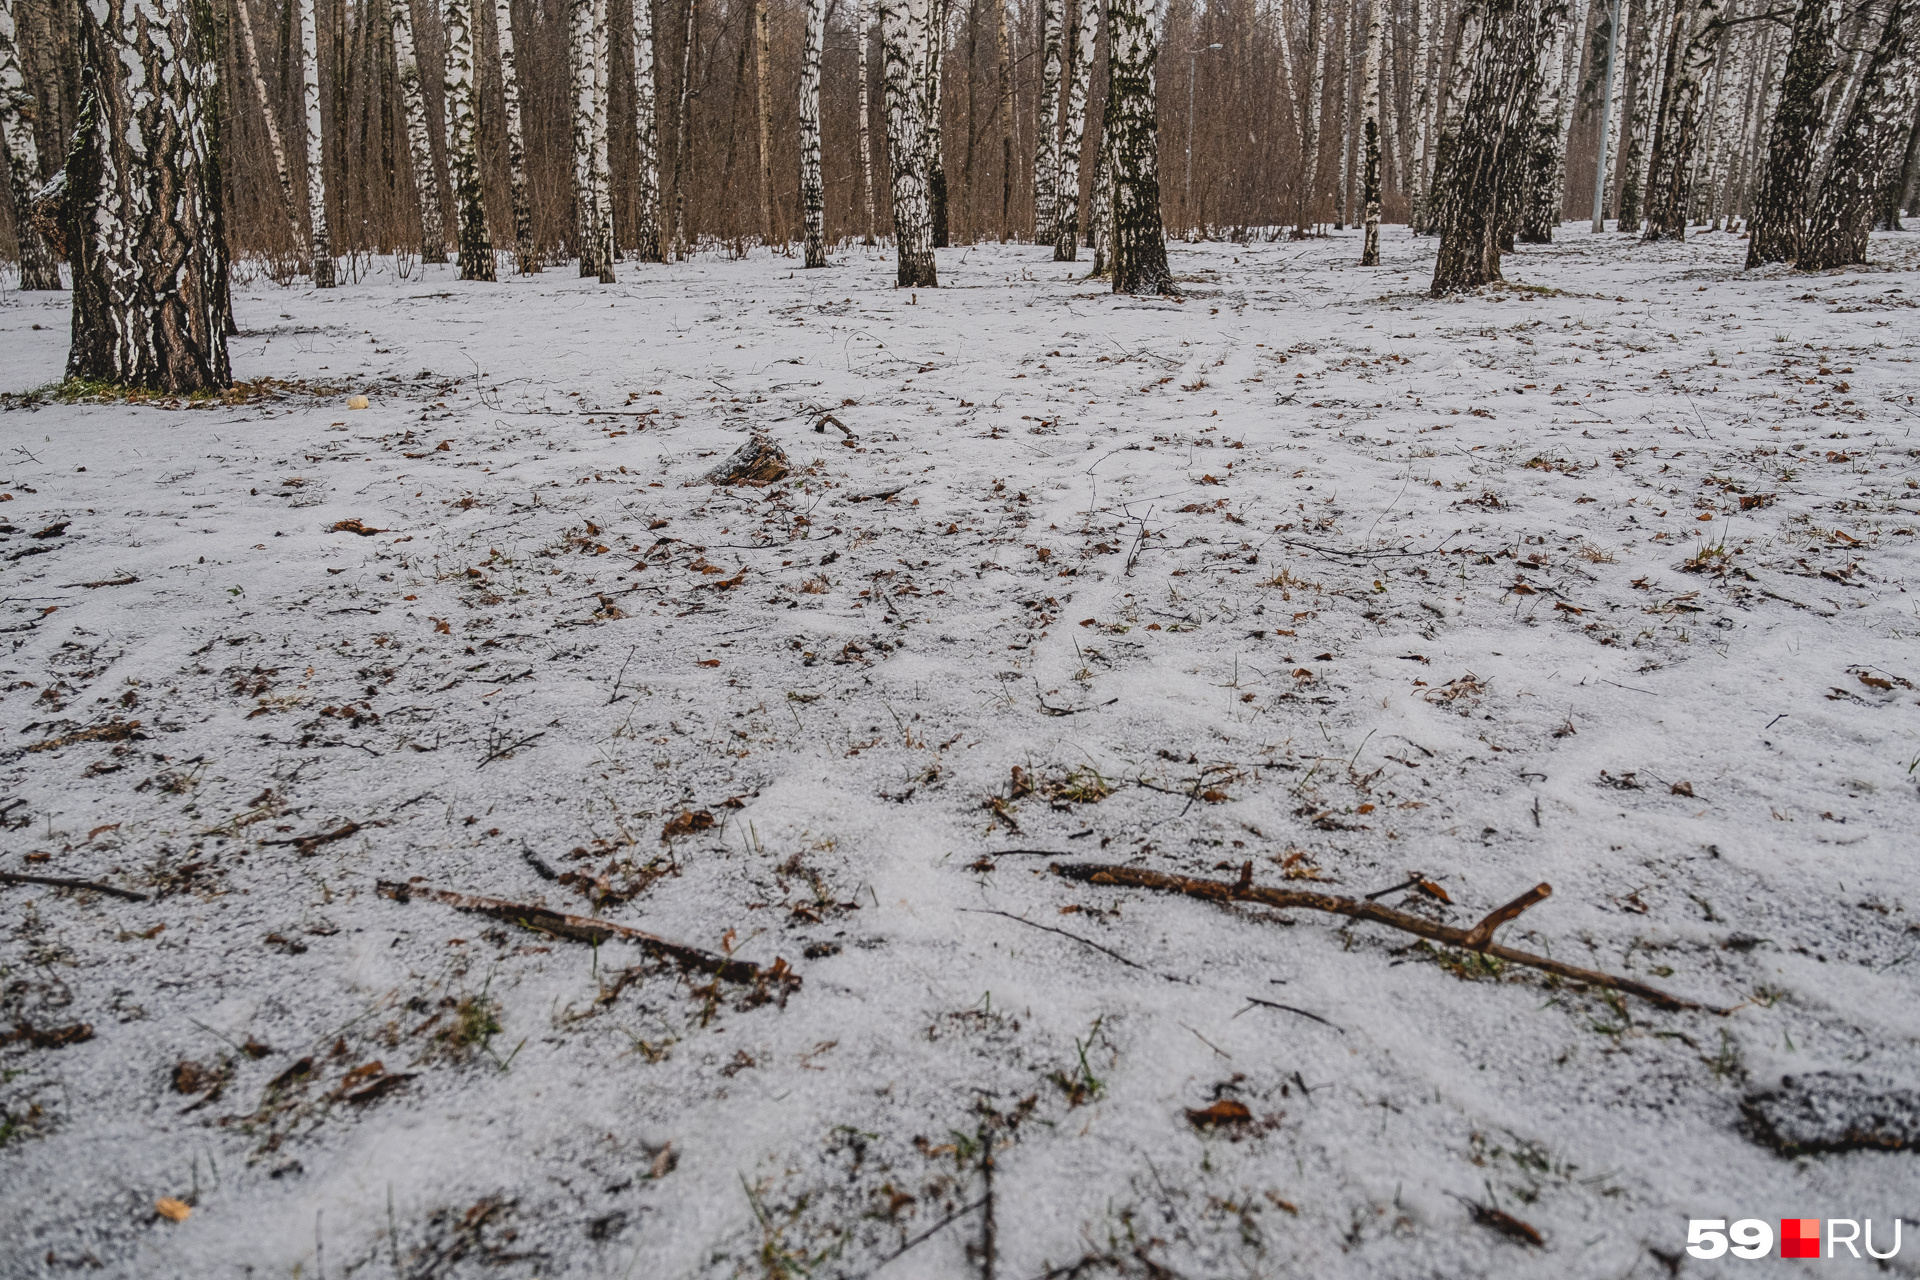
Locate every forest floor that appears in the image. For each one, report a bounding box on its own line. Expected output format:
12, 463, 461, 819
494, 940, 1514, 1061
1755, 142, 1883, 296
1, 226, 1918, 1279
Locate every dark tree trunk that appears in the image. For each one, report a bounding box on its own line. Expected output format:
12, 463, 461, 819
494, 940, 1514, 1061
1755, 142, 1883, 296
1801, 0, 1918, 269
1106, 0, 1171, 293
1430, 0, 1539, 293
881, 0, 937, 285
1747, 0, 1840, 265
65, 0, 230, 391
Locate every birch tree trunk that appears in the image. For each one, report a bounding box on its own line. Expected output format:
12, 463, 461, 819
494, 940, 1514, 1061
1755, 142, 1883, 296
859, 0, 878, 242
1361, 0, 1383, 263
571, 0, 596, 273
1424, 0, 1486, 236
1408, 0, 1437, 230
672, 0, 695, 256
632, 0, 663, 261
1520, 0, 1572, 242
1430, 0, 1539, 291
1746, 0, 1839, 264
1802, 0, 1918, 267
1, 0, 58, 288
881, 0, 937, 284
1298, 0, 1326, 232
443, 0, 493, 279
801, 0, 827, 264
1107, 0, 1171, 291
1337, 1, 1353, 227
300, 0, 335, 285
1275, 0, 1307, 160
494, 0, 535, 272
591, 0, 614, 279
1053, 0, 1095, 258
390, 0, 447, 261
1642, 0, 1726, 239
926, 0, 950, 246
997, 0, 1015, 238
1616, 0, 1668, 226
1089, 119, 1113, 273
755, 0, 773, 243
65, 0, 230, 390
232, 0, 305, 255
1034, 0, 1063, 239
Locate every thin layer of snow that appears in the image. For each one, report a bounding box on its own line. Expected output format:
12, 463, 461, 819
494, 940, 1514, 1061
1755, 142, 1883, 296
1, 225, 1917, 1278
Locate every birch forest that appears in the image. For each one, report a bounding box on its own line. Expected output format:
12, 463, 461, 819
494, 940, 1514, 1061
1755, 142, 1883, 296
3, 0, 1919, 1271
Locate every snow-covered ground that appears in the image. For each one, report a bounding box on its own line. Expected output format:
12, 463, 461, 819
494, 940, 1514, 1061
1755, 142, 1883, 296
2, 226, 1917, 1278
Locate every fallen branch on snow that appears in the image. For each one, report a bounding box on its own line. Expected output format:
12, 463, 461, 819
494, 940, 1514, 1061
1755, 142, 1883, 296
1, 870, 148, 902
1050, 861, 1721, 1013
375, 880, 798, 989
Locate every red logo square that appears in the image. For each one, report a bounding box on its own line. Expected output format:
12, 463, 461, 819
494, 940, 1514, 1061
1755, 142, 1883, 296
1781, 1218, 1820, 1259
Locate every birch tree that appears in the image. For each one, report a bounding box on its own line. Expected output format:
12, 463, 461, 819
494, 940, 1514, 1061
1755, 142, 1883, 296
1617, 0, 1671, 227
1592, 0, 1626, 227
997, 0, 1015, 237
672, 0, 695, 255
1034, 0, 1063, 239
1360, 0, 1383, 263
858, 0, 878, 242
1801, 0, 1918, 267
390, 0, 448, 261
925, 0, 950, 246
1053, 0, 1096, 259
1519, 0, 1575, 242
300, 0, 335, 285
570, 0, 598, 273
1298, 0, 1326, 232
801, 0, 827, 265
65, 0, 229, 390
1430, 0, 1539, 291
443, 0, 493, 279
1408, 0, 1438, 230
1641, 0, 1728, 239
0, 0, 57, 289
632, 0, 664, 261
494, 0, 535, 272
881, 0, 937, 284
590, 0, 614, 280
1746, 0, 1840, 264
1337, 2, 1353, 227
1106, 0, 1172, 292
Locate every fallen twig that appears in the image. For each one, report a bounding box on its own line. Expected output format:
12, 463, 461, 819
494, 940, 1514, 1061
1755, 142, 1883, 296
376, 881, 798, 989
59, 574, 140, 588
1, 870, 148, 902
1237, 996, 1344, 1033
260, 821, 362, 855
852, 1196, 987, 1278
1050, 862, 1719, 1012
959, 907, 1186, 984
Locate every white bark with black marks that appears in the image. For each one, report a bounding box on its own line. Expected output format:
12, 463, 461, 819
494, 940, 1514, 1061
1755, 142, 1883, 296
1053, 0, 1095, 259
300, 0, 335, 285
443, 0, 493, 278
1034, 0, 1063, 240
590, 0, 614, 280
1642, 0, 1728, 240
66, 0, 230, 389
571, 0, 597, 273
632, 0, 663, 260
880, 0, 937, 284
1361, 0, 1383, 264
858, 0, 878, 243
1803, 0, 1918, 267
389, 0, 448, 261
1747, 0, 1840, 264
801, 0, 826, 265
494, 0, 536, 272
1106, 0, 1171, 292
